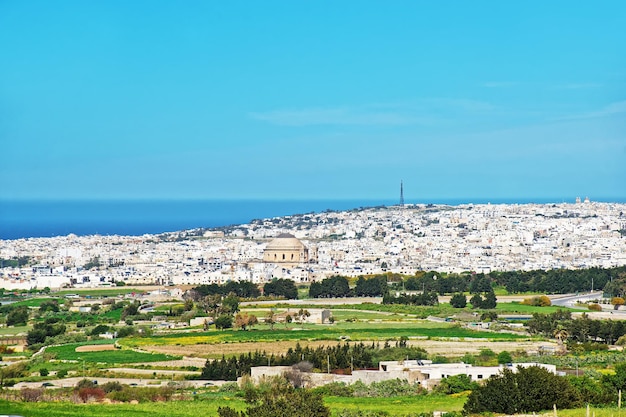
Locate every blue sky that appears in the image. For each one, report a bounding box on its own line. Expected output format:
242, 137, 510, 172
1, 1, 625, 202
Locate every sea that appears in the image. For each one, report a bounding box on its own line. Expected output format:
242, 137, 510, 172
0, 198, 623, 240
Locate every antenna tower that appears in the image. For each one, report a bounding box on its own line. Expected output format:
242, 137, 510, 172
399, 180, 404, 206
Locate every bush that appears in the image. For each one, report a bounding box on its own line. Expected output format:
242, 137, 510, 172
78, 387, 106, 403
20, 387, 44, 402
497, 351, 513, 364
313, 382, 354, 397
433, 374, 478, 394
101, 381, 124, 393
464, 366, 580, 415
588, 303, 602, 311
76, 378, 96, 390
56, 369, 68, 378
219, 382, 240, 393
39, 368, 49, 377
521, 296, 551, 307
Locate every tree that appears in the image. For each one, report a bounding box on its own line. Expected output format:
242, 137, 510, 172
264, 279, 298, 299
265, 311, 276, 330
464, 366, 580, 415
612, 297, 625, 310
7, 306, 29, 326
470, 293, 483, 309
482, 290, 497, 309
200, 294, 223, 319
90, 324, 110, 336
38, 300, 59, 313
450, 293, 467, 308
215, 314, 233, 330
222, 293, 240, 315
218, 384, 330, 417
296, 309, 310, 324
497, 351, 512, 364
434, 374, 478, 394
235, 313, 258, 331
121, 301, 140, 320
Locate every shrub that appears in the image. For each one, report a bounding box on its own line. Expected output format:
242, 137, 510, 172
20, 387, 45, 402
56, 369, 68, 378
522, 296, 552, 307
219, 382, 240, 393
588, 303, 602, 311
39, 368, 49, 377
78, 387, 106, 403
313, 382, 355, 397
101, 381, 124, 393
497, 351, 513, 364
76, 378, 96, 390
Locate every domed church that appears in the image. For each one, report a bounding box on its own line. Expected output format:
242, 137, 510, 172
263, 233, 318, 265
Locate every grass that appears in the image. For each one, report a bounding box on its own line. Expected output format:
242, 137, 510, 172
0, 399, 246, 417
0, 398, 623, 417
6, 297, 62, 307
325, 394, 466, 414
0, 324, 30, 335
495, 302, 586, 314
120, 322, 528, 349
0, 394, 464, 416
46, 341, 180, 364
54, 288, 139, 297
265, 301, 583, 318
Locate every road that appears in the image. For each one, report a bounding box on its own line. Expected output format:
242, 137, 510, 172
550, 291, 604, 308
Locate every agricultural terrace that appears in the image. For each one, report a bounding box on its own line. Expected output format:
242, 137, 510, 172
120, 321, 529, 351
0, 394, 467, 417
46, 341, 180, 364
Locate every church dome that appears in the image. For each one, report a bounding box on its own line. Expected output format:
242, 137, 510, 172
265, 233, 305, 251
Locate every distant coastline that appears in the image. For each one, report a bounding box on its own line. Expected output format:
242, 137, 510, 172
1, 197, 625, 240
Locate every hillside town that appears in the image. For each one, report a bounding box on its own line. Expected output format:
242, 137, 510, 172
1, 200, 625, 291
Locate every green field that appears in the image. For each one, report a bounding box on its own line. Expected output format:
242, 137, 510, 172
262, 301, 583, 318
7, 297, 61, 307
0, 394, 465, 417
1, 396, 624, 417
46, 341, 180, 364
494, 302, 586, 314
121, 322, 528, 349
0, 324, 31, 335
55, 288, 139, 297
0, 399, 246, 417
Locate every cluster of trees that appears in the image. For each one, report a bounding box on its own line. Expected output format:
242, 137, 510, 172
202, 342, 426, 381
189, 279, 299, 300
382, 291, 439, 306
309, 275, 389, 299
263, 279, 298, 299
354, 275, 388, 297
309, 276, 350, 298
468, 290, 497, 309
26, 318, 66, 346
191, 281, 261, 299
465, 363, 626, 414
5, 305, 29, 326
0, 256, 31, 268
401, 266, 625, 296
464, 366, 579, 414
218, 379, 330, 417
527, 311, 626, 345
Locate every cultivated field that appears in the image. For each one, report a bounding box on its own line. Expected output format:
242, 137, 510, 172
141, 339, 554, 358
